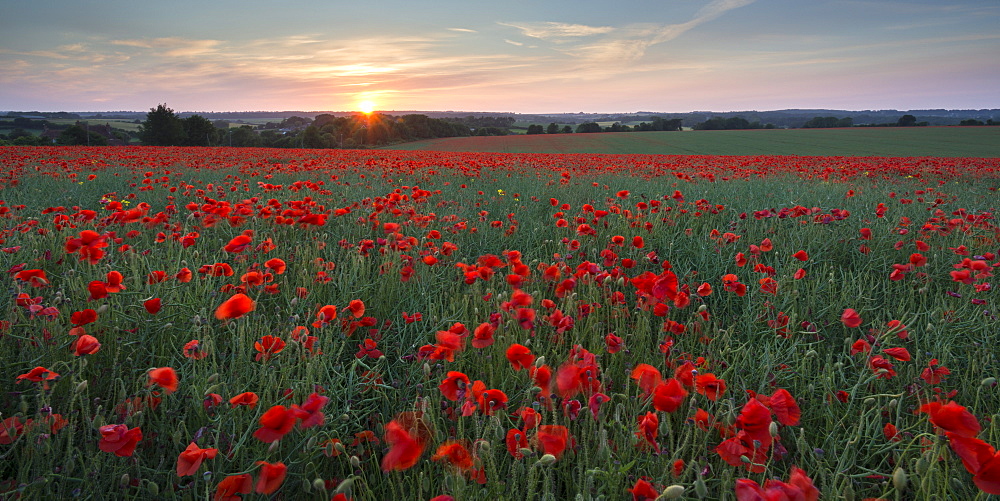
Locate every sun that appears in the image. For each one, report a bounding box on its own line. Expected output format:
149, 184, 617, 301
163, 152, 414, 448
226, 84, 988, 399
358, 100, 376, 114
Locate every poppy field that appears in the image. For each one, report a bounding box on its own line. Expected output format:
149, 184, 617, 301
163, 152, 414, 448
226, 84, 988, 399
2, 146, 1000, 500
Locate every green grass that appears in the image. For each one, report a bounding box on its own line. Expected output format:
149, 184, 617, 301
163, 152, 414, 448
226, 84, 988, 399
1, 147, 999, 500
385, 127, 1000, 157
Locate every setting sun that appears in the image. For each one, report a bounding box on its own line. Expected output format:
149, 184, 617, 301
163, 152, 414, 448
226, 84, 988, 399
358, 100, 376, 114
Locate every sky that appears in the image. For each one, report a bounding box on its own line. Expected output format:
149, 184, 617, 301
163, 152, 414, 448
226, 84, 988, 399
1, 0, 998, 113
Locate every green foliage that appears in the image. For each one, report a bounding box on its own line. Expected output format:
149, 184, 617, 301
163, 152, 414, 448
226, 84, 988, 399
182, 115, 220, 146
57, 125, 109, 146
389, 127, 1000, 157
138, 104, 186, 146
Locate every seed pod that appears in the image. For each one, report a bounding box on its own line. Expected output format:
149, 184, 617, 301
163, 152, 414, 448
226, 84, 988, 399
892, 468, 907, 492
694, 478, 708, 499
659, 485, 685, 499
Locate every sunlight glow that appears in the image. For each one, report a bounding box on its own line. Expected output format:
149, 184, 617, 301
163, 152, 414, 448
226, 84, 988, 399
358, 100, 376, 114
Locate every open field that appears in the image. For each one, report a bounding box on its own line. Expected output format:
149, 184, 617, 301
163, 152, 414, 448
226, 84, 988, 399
386, 127, 1000, 157
1, 146, 999, 499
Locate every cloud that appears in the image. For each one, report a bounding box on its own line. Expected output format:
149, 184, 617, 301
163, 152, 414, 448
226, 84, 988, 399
447, 28, 477, 33
504, 39, 524, 46
111, 37, 222, 57
498, 22, 615, 41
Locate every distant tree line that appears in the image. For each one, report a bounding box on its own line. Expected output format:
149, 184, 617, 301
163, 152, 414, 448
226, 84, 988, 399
802, 116, 854, 128
130, 104, 472, 148
693, 117, 776, 130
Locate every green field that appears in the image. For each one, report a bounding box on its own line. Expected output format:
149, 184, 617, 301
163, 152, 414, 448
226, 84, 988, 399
385, 126, 1000, 157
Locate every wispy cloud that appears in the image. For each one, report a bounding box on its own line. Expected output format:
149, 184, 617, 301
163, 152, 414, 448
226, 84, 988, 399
111, 38, 222, 57
447, 28, 477, 33
498, 22, 615, 41
499, 0, 755, 69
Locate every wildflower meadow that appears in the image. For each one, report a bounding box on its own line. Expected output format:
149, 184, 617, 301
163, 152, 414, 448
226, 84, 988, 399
1, 146, 999, 500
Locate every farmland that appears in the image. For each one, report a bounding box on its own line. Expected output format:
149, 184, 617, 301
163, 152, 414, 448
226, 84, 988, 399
387, 127, 1000, 157
1, 146, 999, 500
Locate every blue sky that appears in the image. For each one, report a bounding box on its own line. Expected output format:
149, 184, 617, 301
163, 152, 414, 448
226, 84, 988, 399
1, 0, 997, 113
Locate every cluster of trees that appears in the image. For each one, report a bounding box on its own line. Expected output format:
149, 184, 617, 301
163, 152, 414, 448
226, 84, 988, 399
802, 116, 854, 128
531, 117, 683, 135
960, 119, 998, 126
693, 117, 776, 130
136, 105, 472, 148
301, 113, 469, 148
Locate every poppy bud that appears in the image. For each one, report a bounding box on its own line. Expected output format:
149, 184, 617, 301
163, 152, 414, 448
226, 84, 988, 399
317, 477, 332, 492
864, 398, 875, 407
119, 474, 130, 488
537, 454, 557, 466
76, 380, 88, 393
843, 484, 855, 501
422, 363, 431, 378
203, 471, 213, 482
534, 356, 546, 368
306, 436, 317, 450
268, 440, 280, 453
80, 358, 88, 368
661, 485, 685, 499
805, 350, 817, 358
92, 414, 105, 430
334, 441, 346, 454
301, 479, 312, 493
694, 478, 708, 499
97, 304, 108, 314
769, 421, 780, 438
340, 414, 349, 422
892, 467, 909, 492
915, 456, 929, 475
887, 399, 898, 410
982, 377, 997, 388
518, 448, 534, 458
147, 481, 159, 496
207, 373, 219, 384
350, 456, 361, 468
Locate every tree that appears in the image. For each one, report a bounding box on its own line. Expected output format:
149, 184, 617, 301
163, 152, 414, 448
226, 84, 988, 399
576, 122, 602, 133
526, 124, 544, 135
546, 123, 559, 134
897, 114, 917, 127
182, 115, 219, 146
139, 104, 185, 146
57, 125, 108, 146
561, 126, 573, 134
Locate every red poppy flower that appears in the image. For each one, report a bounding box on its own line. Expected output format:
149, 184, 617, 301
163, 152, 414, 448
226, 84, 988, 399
176, 442, 218, 476
291, 392, 329, 429
471, 322, 495, 349
73, 334, 101, 356
769, 388, 801, 426
143, 297, 162, 315
214, 293, 255, 320
792, 250, 809, 261
264, 258, 286, 274
148, 367, 178, 393
432, 441, 475, 471
635, 412, 659, 451
254, 405, 297, 443
183, 339, 208, 360
695, 373, 727, 401
505, 344, 534, 370
381, 419, 426, 471
229, 392, 259, 409
98, 424, 142, 457
535, 425, 570, 459
840, 308, 862, 328
439, 371, 470, 401
506, 428, 529, 459
254, 461, 287, 495
15, 269, 49, 287
71, 309, 98, 326
919, 401, 981, 438
215, 474, 252, 501
628, 478, 659, 501
652, 379, 688, 413
254, 335, 286, 361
